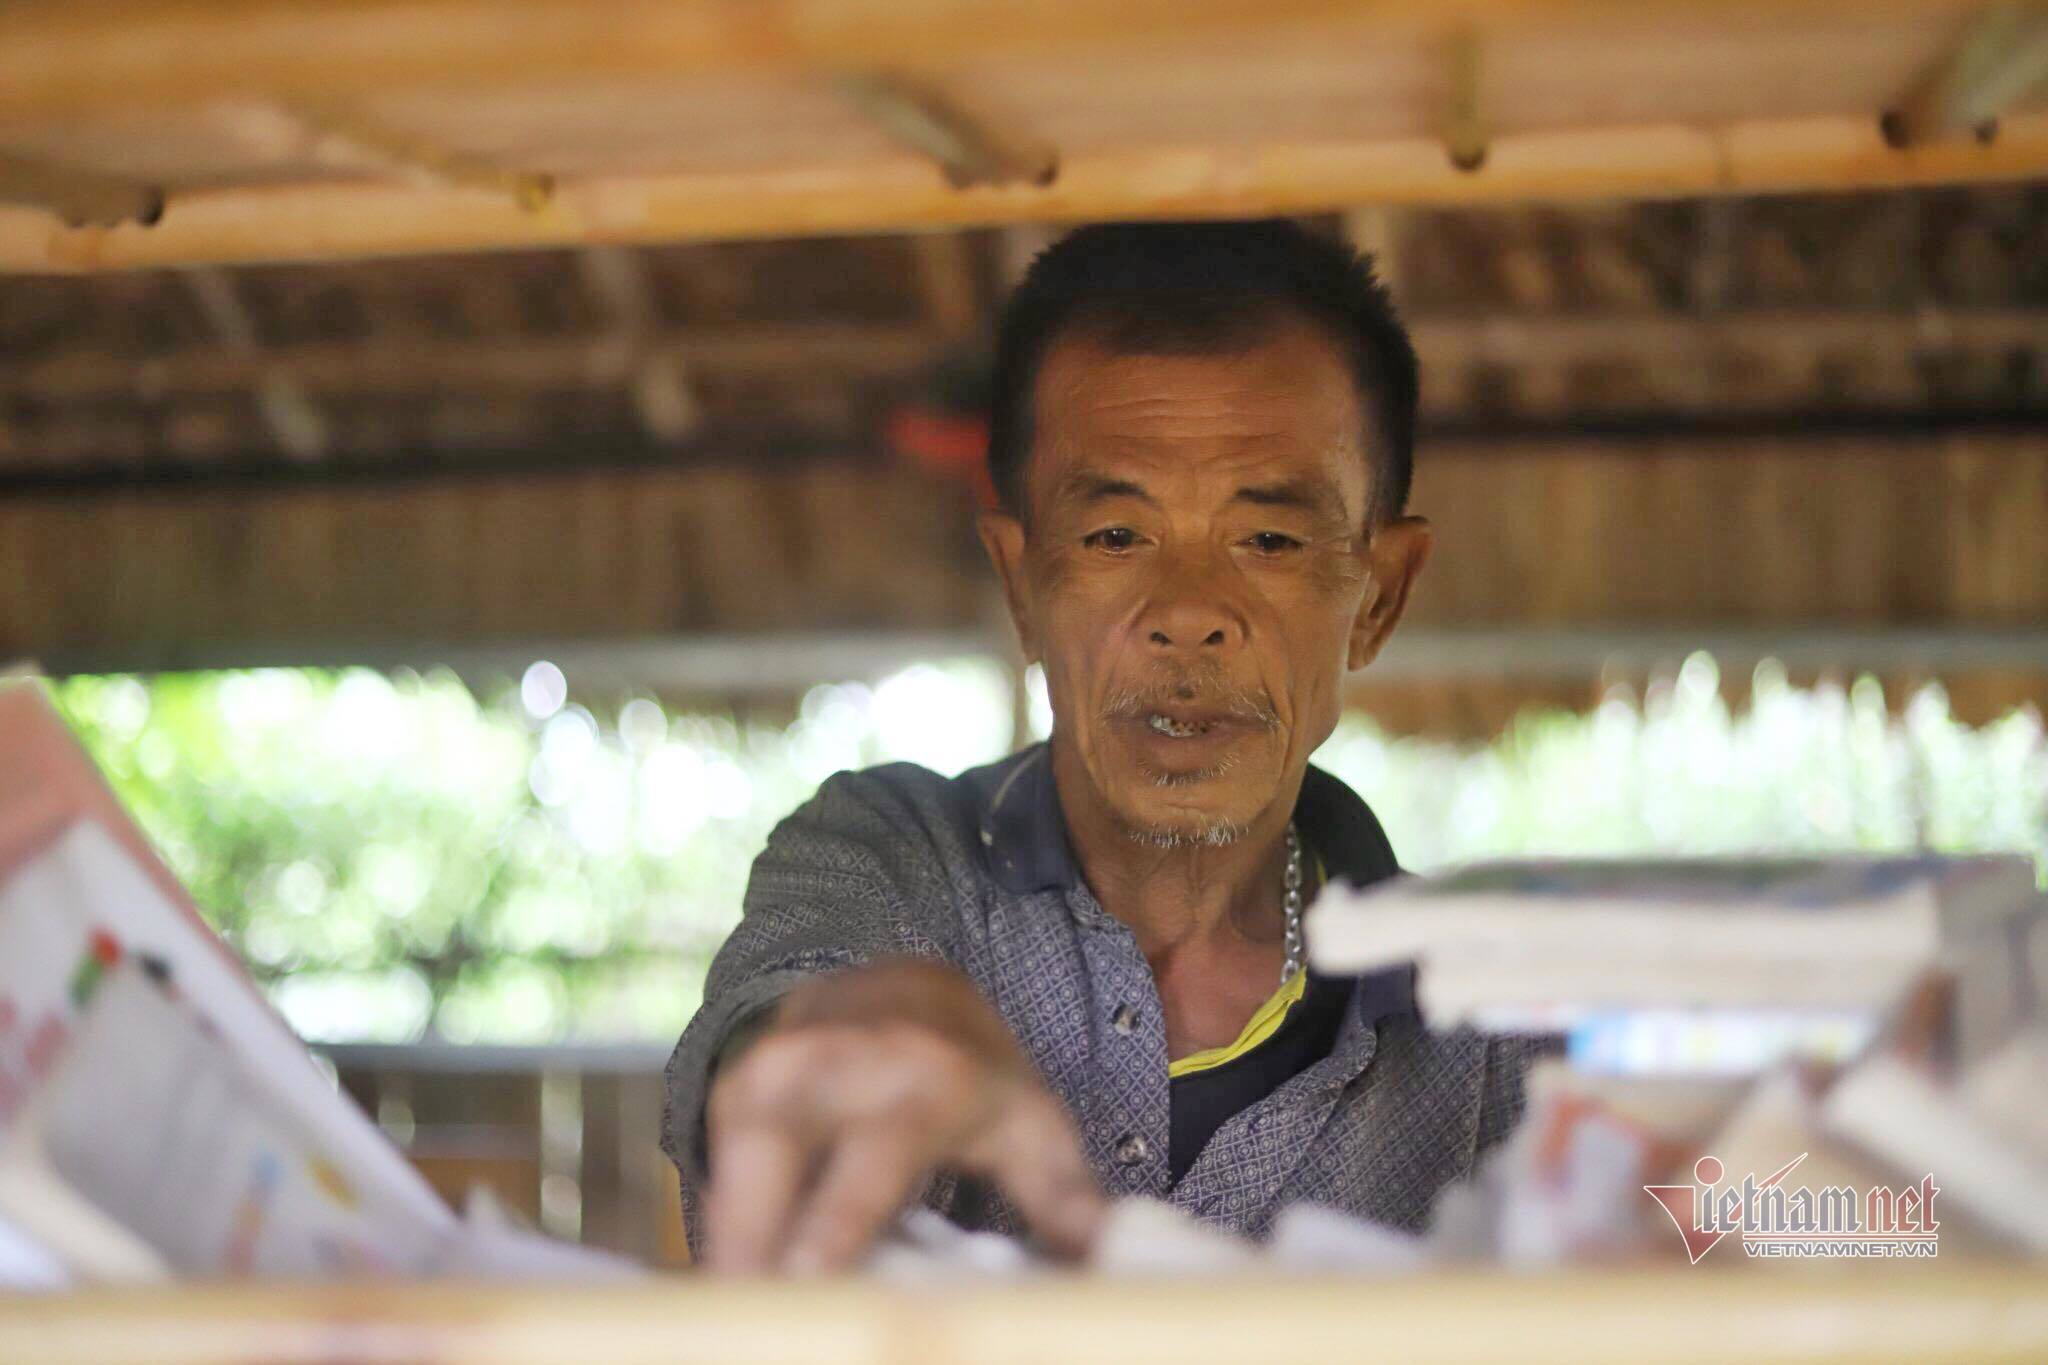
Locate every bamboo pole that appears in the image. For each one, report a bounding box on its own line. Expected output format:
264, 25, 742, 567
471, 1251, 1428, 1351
4, 109, 2045, 274
6, 313, 2043, 405
1, 1, 1980, 120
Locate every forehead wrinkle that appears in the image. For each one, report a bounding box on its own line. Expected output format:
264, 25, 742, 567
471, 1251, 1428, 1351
1055, 392, 1346, 445
1068, 383, 1325, 418
1029, 331, 1374, 524
1038, 340, 1356, 424
1040, 437, 1368, 530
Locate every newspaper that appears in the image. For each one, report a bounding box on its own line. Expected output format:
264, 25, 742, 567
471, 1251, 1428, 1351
0, 680, 638, 1286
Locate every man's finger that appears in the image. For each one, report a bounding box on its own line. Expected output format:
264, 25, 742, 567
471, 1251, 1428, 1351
703, 1123, 811, 1274
780, 1127, 931, 1274
970, 1093, 1107, 1259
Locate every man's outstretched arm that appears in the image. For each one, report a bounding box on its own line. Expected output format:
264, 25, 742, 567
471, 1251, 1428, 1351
661, 768, 1102, 1271
703, 959, 1103, 1273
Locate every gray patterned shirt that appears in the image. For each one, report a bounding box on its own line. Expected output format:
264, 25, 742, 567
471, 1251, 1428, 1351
662, 742, 1552, 1255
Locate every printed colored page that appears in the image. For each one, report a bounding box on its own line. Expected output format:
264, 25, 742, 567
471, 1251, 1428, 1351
32, 964, 451, 1278
0, 820, 452, 1233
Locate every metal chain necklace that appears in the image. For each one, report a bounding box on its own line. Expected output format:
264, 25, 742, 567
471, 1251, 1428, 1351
1281, 822, 1305, 988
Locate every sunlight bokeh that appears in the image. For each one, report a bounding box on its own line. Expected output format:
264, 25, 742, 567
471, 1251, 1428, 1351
55, 655, 2046, 1046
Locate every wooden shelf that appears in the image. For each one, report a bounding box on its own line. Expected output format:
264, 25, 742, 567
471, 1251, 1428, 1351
2, 1264, 2045, 1364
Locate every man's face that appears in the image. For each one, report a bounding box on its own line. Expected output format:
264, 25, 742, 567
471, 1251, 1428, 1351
981, 318, 1431, 847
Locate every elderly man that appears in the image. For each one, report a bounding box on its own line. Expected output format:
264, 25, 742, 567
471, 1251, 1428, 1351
663, 220, 1547, 1273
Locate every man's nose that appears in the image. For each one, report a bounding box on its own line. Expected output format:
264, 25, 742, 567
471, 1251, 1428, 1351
1142, 581, 1246, 656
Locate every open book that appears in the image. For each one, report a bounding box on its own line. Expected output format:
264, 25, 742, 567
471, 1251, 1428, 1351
0, 679, 637, 1286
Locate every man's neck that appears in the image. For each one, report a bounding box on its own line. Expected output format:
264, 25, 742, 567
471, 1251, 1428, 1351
1049, 739, 1298, 968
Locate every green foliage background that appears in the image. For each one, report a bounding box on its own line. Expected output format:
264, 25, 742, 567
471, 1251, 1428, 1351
50, 655, 2046, 1045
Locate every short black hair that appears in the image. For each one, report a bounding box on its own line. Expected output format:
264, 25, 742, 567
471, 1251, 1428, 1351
987, 219, 1418, 525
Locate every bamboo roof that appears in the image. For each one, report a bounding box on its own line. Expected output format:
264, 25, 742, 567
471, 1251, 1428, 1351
2, 0, 2046, 272
0, 190, 2039, 478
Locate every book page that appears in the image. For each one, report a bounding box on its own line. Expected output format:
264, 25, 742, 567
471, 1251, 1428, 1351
0, 820, 452, 1233
28, 964, 451, 1278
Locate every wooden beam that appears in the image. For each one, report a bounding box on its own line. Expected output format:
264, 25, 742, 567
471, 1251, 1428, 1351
10, 1, 1931, 120
214, 99, 554, 209
576, 246, 700, 443
5, 312, 2041, 407
832, 73, 1055, 190
0, 323, 952, 403
5, 109, 2045, 274
1410, 308, 2048, 369
908, 233, 983, 339
53, 628, 1005, 694
1442, 28, 1489, 172
46, 620, 2044, 701
0, 154, 162, 229
1372, 624, 2048, 681
576, 245, 657, 334
179, 266, 329, 461
1885, 0, 2048, 146
8, 1264, 2048, 1365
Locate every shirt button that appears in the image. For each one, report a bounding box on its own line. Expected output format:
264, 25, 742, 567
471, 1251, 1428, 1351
1110, 1003, 1137, 1035
1114, 1133, 1149, 1166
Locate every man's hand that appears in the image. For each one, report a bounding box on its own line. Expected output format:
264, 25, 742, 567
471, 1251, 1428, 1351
702, 959, 1106, 1274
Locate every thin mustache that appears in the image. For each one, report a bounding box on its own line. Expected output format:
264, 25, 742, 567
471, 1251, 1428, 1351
1100, 671, 1280, 729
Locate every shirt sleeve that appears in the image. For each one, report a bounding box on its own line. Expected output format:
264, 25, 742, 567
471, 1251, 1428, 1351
658, 766, 961, 1250
1474, 1031, 1567, 1159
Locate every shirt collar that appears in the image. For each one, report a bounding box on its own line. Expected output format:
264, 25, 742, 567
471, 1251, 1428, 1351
968, 742, 1418, 1031
971, 741, 1403, 896
972, 743, 1075, 895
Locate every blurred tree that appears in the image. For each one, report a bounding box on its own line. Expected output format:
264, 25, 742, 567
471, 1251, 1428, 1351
51, 655, 2045, 1044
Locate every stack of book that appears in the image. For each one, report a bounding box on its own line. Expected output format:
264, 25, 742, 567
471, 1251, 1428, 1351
1308, 855, 2042, 1074
1308, 853, 2048, 1260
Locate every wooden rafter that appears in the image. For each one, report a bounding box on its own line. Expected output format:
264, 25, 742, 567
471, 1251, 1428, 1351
179, 266, 329, 461
0, 0, 1655, 117
0, 154, 161, 229
832, 74, 1055, 190
0, 0, 2038, 272
213, 100, 554, 209
576, 244, 699, 443
0, 323, 952, 403
4, 108, 2045, 275
1442, 28, 1489, 172
3, 311, 2040, 410
908, 232, 983, 339
1886, 0, 2048, 145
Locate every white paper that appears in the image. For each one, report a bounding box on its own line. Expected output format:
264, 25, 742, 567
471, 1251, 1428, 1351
0, 1209, 71, 1292
433, 1187, 645, 1282
1089, 1199, 1259, 1277
0, 821, 451, 1236
1823, 1053, 2048, 1253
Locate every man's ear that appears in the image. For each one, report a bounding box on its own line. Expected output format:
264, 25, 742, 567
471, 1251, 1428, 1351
1347, 515, 1433, 672
976, 509, 1040, 664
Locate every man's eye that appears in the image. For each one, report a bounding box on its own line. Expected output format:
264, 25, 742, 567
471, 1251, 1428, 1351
1246, 532, 1304, 555
1084, 527, 1139, 552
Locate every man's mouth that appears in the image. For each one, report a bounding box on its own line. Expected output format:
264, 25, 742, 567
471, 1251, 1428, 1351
1146, 713, 1216, 739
